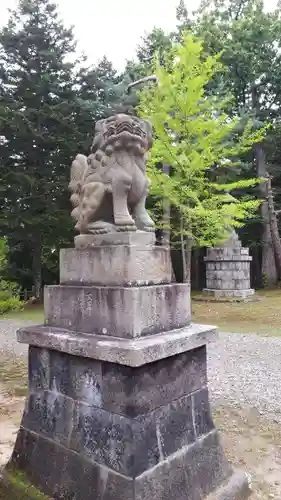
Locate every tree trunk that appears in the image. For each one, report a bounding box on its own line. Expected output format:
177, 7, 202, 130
180, 218, 187, 282
266, 175, 281, 280
184, 237, 192, 284
250, 245, 261, 288
254, 143, 277, 286
192, 247, 201, 290
160, 162, 174, 278
156, 163, 171, 246
162, 163, 171, 246
180, 217, 192, 283
32, 231, 42, 302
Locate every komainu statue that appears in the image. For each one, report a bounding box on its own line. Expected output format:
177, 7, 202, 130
69, 114, 155, 234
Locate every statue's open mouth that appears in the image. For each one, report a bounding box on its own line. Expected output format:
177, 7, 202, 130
103, 130, 148, 150
102, 120, 148, 151
104, 121, 146, 140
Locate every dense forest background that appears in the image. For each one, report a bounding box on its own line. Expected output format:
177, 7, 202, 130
1, 0, 281, 299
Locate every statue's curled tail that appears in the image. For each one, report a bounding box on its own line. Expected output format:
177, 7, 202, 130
69, 154, 88, 221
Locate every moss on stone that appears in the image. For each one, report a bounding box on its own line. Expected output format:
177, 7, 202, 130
0, 468, 50, 499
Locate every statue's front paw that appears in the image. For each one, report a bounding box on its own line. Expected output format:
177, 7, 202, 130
114, 215, 137, 232
143, 224, 155, 232
114, 215, 136, 226
134, 212, 155, 231
143, 215, 155, 227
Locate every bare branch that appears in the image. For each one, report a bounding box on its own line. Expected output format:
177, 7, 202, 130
127, 75, 158, 94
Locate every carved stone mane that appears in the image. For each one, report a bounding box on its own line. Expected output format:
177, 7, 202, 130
69, 114, 154, 236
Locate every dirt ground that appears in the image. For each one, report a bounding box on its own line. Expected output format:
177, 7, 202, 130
0, 388, 24, 468
214, 404, 281, 499
1, 355, 281, 499
0, 355, 27, 468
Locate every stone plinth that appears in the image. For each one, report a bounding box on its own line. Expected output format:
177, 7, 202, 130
74, 231, 156, 248
203, 236, 255, 300
6, 234, 251, 500
10, 325, 250, 500
60, 245, 171, 286
44, 283, 191, 337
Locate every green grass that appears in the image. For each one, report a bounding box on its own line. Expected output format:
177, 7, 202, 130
192, 289, 281, 336
1, 305, 44, 322
0, 469, 50, 499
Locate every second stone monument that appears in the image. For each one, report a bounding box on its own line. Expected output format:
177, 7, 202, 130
203, 230, 255, 300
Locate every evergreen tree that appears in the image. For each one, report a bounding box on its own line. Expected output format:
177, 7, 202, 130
125, 28, 173, 82
75, 56, 133, 146
0, 0, 89, 298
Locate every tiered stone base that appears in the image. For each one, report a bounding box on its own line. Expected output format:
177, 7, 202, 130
202, 288, 255, 300
3, 237, 251, 499
6, 324, 251, 500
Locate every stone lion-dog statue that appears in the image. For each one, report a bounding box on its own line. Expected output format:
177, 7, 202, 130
69, 114, 155, 234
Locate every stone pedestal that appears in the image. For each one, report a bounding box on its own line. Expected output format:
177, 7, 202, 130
203, 233, 255, 300
5, 233, 251, 499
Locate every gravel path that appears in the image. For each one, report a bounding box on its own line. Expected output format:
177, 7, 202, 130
208, 332, 281, 421
1, 320, 281, 421
0, 320, 29, 358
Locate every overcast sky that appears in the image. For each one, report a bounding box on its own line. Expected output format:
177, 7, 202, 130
0, 0, 278, 71
0, 0, 185, 71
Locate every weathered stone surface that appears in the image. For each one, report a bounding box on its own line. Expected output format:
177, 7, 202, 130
101, 346, 206, 417
19, 343, 219, 481
17, 323, 217, 367
48, 350, 103, 408
11, 335, 249, 500
28, 346, 50, 392
204, 253, 252, 262
69, 401, 134, 475
74, 231, 155, 248
10, 427, 249, 500
203, 288, 255, 299
206, 279, 250, 291
20, 343, 217, 480
134, 431, 231, 500
44, 283, 191, 337
22, 391, 74, 447
49, 349, 70, 396
11, 427, 134, 500
19, 363, 215, 479
27, 345, 206, 417
68, 354, 103, 407
192, 388, 215, 437
148, 394, 195, 459
60, 245, 171, 286
68, 397, 195, 477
